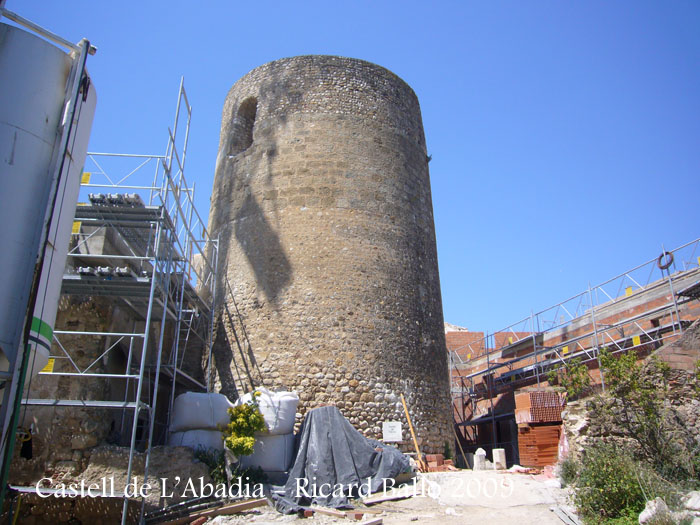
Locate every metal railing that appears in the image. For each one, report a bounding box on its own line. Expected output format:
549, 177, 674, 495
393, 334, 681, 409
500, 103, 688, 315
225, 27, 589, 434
450, 238, 700, 433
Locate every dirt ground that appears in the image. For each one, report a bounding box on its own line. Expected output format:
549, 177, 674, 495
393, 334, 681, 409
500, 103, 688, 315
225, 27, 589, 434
204, 470, 576, 525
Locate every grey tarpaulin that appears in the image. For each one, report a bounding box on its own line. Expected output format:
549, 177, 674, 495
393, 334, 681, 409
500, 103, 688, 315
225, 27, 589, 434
272, 405, 411, 513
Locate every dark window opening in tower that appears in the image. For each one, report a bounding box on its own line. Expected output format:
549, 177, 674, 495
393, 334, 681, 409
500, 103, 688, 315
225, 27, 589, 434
229, 96, 257, 155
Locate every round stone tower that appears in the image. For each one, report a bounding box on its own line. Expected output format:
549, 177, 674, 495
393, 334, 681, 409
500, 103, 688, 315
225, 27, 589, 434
208, 55, 452, 453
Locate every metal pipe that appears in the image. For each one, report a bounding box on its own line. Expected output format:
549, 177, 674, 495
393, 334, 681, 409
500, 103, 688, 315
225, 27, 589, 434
121, 218, 162, 525
87, 152, 165, 158
120, 327, 137, 444
485, 332, 497, 449
0, 8, 93, 54
531, 312, 539, 386
588, 283, 604, 392
38, 372, 139, 379
662, 244, 684, 336
139, 229, 173, 522
206, 239, 219, 391
54, 330, 145, 338
80, 184, 161, 190
66, 253, 154, 260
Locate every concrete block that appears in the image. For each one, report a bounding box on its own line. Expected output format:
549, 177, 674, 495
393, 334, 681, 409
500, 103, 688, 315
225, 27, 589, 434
493, 448, 507, 470
473, 448, 487, 471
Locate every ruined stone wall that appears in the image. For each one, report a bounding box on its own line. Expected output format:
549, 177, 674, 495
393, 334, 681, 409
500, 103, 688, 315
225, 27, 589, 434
208, 55, 452, 453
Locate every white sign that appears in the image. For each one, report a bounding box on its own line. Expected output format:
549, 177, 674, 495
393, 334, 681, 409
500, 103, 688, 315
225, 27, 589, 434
382, 421, 402, 442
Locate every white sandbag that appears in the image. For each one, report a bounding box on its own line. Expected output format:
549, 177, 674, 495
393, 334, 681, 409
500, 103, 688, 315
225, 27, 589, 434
238, 433, 296, 472
168, 429, 224, 452
237, 387, 299, 435
169, 392, 235, 432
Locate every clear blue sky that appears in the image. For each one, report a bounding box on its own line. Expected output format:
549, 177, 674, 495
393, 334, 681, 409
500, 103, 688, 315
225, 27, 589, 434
10, 1, 700, 333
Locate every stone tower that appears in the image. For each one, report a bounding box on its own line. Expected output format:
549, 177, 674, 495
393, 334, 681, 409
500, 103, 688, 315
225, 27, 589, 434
207, 55, 452, 453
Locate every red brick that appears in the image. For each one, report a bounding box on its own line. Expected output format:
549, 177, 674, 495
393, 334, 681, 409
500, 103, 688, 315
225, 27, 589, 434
426, 454, 444, 464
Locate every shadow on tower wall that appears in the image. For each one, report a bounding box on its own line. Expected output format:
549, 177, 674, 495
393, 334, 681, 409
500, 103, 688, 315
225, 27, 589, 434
209, 190, 291, 399
233, 192, 292, 304
210, 283, 268, 401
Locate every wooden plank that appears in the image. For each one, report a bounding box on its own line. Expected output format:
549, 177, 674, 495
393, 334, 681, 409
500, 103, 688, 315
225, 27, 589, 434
218, 498, 269, 516
401, 393, 428, 472
160, 498, 268, 525
309, 506, 347, 518
363, 486, 421, 505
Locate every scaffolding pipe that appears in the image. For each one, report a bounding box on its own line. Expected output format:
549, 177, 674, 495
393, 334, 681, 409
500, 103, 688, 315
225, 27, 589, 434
139, 230, 174, 522
120, 217, 162, 525
588, 283, 605, 392
662, 244, 684, 337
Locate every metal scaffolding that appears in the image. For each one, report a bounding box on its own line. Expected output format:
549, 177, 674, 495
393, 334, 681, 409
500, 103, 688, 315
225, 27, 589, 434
450, 238, 700, 454
18, 81, 218, 524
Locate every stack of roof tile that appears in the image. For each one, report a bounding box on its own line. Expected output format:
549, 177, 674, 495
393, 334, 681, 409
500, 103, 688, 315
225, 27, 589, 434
514, 390, 565, 424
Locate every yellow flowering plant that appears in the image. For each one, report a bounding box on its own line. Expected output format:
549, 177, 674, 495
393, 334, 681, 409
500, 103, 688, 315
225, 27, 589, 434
221, 390, 267, 457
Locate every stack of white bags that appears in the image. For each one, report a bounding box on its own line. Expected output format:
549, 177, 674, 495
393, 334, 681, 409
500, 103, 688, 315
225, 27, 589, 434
236, 387, 299, 473
167, 392, 233, 451
168, 387, 299, 473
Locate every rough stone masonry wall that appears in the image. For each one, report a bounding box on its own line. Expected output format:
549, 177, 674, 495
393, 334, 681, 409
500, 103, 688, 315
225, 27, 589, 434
208, 55, 453, 453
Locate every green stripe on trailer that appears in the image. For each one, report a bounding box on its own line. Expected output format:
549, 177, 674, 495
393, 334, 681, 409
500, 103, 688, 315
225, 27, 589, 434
30, 317, 53, 342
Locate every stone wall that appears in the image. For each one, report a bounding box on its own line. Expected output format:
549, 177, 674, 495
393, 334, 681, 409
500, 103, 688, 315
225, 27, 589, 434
208, 55, 452, 453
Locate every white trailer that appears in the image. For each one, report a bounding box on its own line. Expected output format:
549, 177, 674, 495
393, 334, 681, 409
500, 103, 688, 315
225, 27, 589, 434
0, 6, 97, 499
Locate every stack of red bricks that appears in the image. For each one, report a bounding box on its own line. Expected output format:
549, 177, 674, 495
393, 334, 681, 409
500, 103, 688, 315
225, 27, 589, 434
425, 454, 458, 472
517, 424, 561, 467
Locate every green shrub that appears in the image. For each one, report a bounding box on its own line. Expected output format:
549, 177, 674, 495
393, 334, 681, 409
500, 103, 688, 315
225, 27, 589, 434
443, 441, 452, 460
558, 456, 579, 487
194, 448, 227, 486
603, 506, 642, 525
574, 444, 645, 522
193, 446, 268, 490
573, 443, 681, 523
599, 349, 699, 483
547, 357, 591, 399
230, 464, 268, 486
